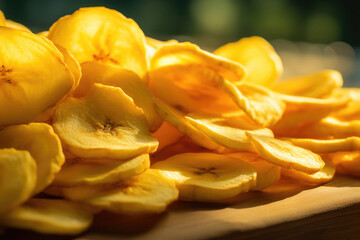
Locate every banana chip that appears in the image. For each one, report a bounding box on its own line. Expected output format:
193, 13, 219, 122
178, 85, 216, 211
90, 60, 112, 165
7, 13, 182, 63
0, 27, 74, 126
55, 44, 82, 88
152, 121, 184, 152
54, 83, 158, 160
0, 123, 64, 194
154, 98, 225, 152
273, 70, 343, 98
0, 10, 5, 26
329, 88, 360, 121
0, 199, 93, 235
246, 133, 324, 173
214, 36, 283, 86
0, 149, 37, 215
73, 62, 162, 132
36, 31, 48, 37
48, 7, 148, 77
53, 154, 150, 187
61, 169, 179, 214
329, 151, 360, 177
146, 37, 178, 59
5, 20, 31, 32
153, 153, 256, 202
227, 152, 281, 191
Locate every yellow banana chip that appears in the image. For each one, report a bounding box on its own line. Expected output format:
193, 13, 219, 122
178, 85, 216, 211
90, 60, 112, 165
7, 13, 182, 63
61, 169, 179, 214
273, 70, 343, 98
53, 154, 150, 187
0, 123, 64, 194
55, 44, 81, 89
0, 10, 5, 26
185, 113, 274, 151
329, 151, 360, 177
48, 7, 148, 77
227, 152, 281, 191
329, 88, 360, 120
153, 153, 256, 202
284, 137, 360, 153
0, 27, 74, 126
218, 80, 285, 126
73, 62, 162, 132
0, 199, 93, 235
145, 37, 178, 59
246, 133, 324, 174
282, 156, 335, 185
214, 36, 283, 86
0, 149, 37, 215
152, 121, 184, 152
5, 19, 31, 32
151, 42, 246, 83
54, 83, 158, 160
154, 98, 225, 152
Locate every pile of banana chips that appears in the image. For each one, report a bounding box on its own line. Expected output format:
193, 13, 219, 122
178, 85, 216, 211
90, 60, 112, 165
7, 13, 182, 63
0, 7, 359, 235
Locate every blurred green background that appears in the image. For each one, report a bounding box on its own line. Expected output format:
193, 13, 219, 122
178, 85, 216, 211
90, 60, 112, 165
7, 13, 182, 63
1, 0, 360, 84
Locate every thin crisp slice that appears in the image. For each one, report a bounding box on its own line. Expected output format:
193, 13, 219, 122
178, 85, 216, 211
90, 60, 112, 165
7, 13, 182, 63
61, 169, 178, 214
0, 123, 64, 194
227, 152, 281, 191
246, 133, 324, 174
186, 113, 274, 151
329, 88, 360, 121
151, 42, 246, 83
0, 149, 37, 215
0, 199, 93, 235
273, 70, 343, 98
73, 62, 162, 132
329, 151, 360, 177
145, 37, 178, 59
53, 154, 150, 187
154, 98, 225, 152
214, 36, 282, 86
284, 137, 360, 153
0, 27, 74, 126
153, 153, 256, 202
54, 83, 158, 160
282, 157, 335, 185
152, 121, 184, 152
48, 7, 148, 77
218, 80, 285, 126
55, 44, 82, 88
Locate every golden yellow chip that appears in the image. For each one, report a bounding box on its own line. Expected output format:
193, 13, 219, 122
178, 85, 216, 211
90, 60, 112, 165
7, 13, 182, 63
0, 27, 74, 126
153, 153, 256, 202
55, 44, 81, 89
0, 10, 5, 26
53, 154, 150, 187
0, 199, 93, 235
152, 121, 184, 152
61, 169, 179, 214
273, 70, 343, 98
329, 88, 360, 121
0, 123, 64, 194
48, 7, 148, 77
54, 83, 158, 160
145, 37, 178, 59
246, 133, 324, 173
0, 149, 37, 215
214, 36, 283, 86
36, 31, 48, 37
5, 19, 31, 32
329, 151, 360, 177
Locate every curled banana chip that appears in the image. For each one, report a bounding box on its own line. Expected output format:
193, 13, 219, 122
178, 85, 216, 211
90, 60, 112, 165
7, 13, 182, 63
152, 121, 184, 152
53, 154, 150, 187
0, 149, 37, 215
54, 83, 158, 160
246, 133, 324, 174
273, 70, 343, 98
0, 123, 64, 194
48, 7, 148, 77
153, 153, 256, 202
73, 62, 162, 132
329, 151, 360, 177
5, 20, 31, 32
0, 199, 93, 235
214, 36, 283, 86
61, 169, 179, 214
146, 37, 178, 59
329, 88, 360, 121
0, 27, 74, 126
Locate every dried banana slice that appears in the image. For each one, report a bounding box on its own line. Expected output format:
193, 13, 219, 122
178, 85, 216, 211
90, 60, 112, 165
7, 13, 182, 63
55, 44, 81, 88
329, 88, 360, 121
0, 149, 37, 215
0, 199, 93, 235
273, 70, 343, 98
153, 153, 256, 202
214, 36, 283, 86
5, 20, 31, 32
0, 27, 74, 126
54, 83, 158, 160
145, 37, 178, 59
227, 152, 281, 191
53, 154, 150, 187
0, 10, 5, 26
0, 123, 64, 194
246, 133, 324, 174
329, 151, 360, 177
185, 113, 273, 151
152, 121, 184, 152
61, 169, 178, 214
48, 7, 148, 77
154, 98, 225, 152
73, 62, 162, 132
